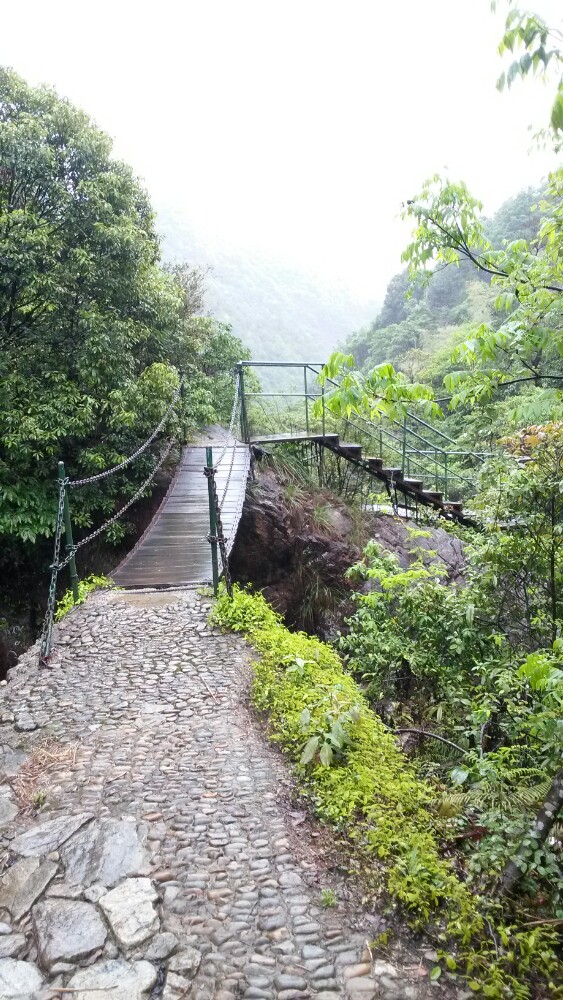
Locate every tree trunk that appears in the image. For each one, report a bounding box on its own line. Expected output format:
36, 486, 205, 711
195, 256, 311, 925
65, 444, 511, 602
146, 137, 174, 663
500, 768, 563, 895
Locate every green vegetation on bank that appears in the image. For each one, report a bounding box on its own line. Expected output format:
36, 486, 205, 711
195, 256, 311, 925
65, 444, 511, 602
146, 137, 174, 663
212, 586, 561, 997
54, 575, 116, 620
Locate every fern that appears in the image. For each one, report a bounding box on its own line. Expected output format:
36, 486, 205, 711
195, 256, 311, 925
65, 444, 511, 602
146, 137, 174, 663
440, 770, 551, 818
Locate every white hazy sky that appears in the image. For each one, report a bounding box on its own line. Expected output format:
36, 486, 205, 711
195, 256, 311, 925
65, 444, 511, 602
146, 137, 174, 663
1, 0, 561, 299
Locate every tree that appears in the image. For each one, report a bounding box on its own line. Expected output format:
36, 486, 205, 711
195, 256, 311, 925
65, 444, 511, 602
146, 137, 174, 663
494, 4, 563, 145
0, 69, 247, 549
400, 170, 562, 416
398, 4, 563, 419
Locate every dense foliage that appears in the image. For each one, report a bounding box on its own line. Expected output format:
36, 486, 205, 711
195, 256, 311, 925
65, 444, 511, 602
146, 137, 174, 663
0, 69, 249, 558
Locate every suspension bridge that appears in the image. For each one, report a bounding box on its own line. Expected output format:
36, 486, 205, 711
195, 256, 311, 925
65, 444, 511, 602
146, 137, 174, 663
40, 361, 486, 661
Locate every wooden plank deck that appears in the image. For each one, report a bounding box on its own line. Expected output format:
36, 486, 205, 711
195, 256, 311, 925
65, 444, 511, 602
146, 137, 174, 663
111, 444, 250, 589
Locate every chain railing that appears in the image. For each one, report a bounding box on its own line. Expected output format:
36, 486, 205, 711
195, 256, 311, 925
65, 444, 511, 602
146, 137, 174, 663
68, 379, 183, 487
204, 448, 233, 598
202, 371, 245, 597
39, 381, 184, 664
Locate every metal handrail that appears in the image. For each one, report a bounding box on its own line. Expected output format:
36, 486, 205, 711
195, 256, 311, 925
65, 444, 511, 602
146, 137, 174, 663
237, 360, 487, 498
311, 366, 487, 464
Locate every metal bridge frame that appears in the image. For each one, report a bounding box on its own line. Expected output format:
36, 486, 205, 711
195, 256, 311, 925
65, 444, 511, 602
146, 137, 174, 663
235, 361, 490, 501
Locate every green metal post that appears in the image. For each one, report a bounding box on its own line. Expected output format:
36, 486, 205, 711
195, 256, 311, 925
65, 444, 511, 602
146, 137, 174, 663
304, 366, 309, 433
238, 364, 250, 443
321, 384, 326, 437
58, 461, 79, 603
206, 447, 220, 596
444, 452, 449, 501
401, 416, 407, 474
180, 375, 187, 445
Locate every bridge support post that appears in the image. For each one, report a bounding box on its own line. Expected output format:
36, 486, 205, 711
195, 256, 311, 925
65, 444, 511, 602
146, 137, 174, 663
205, 447, 220, 597
58, 461, 79, 604
237, 364, 250, 444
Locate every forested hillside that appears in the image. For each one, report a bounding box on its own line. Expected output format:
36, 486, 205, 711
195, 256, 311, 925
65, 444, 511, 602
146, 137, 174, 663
157, 207, 379, 366
344, 187, 545, 377
340, 186, 554, 449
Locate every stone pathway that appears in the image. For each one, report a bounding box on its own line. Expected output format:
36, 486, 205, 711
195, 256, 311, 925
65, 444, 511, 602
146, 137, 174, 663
0, 590, 450, 999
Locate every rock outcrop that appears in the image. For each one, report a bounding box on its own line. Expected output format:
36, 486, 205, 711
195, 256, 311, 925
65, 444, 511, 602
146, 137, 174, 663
230, 466, 466, 636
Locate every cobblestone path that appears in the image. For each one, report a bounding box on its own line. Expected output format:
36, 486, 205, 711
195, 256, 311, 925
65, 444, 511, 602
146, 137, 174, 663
0, 590, 446, 999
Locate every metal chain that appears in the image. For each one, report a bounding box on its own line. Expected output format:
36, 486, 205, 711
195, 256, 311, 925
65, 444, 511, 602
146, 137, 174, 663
39, 478, 67, 663
72, 439, 175, 551
38, 441, 175, 664
219, 391, 242, 510
69, 379, 183, 488
225, 447, 250, 554
212, 371, 241, 470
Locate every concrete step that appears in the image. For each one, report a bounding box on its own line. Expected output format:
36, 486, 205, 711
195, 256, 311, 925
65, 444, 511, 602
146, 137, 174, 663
338, 443, 363, 458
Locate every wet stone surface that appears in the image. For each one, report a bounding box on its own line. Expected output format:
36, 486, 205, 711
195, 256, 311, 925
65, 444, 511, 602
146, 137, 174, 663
0, 589, 453, 998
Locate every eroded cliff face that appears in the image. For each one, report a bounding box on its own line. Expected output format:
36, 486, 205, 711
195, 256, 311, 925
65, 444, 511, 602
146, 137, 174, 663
229, 466, 465, 637
229, 468, 359, 636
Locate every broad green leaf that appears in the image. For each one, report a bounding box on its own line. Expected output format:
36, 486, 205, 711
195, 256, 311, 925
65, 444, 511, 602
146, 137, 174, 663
300, 736, 320, 765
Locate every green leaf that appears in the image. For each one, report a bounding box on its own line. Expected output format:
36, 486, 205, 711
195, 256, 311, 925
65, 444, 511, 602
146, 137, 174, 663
319, 742, 333, 766
429, 966, 442, 981
300, 736, 320, 765
451, 767, 469, 786
299, 708, 311, 731
550, 89, 563, 131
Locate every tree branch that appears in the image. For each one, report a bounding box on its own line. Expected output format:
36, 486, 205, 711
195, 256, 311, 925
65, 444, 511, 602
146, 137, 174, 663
395, 728, 466, 754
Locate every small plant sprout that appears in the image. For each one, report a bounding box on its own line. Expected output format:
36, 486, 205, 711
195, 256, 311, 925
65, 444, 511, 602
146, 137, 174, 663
320, 888, 338, 908
283, 654, 316, 679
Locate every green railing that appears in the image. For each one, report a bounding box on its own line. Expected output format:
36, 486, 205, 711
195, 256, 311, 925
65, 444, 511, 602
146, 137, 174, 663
236, 361, 491, 500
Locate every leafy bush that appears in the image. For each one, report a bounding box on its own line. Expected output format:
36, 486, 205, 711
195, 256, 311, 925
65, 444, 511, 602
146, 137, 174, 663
55, 575, 116, 621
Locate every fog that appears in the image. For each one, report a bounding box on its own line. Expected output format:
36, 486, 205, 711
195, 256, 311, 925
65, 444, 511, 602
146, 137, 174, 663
2, 0, 561, 298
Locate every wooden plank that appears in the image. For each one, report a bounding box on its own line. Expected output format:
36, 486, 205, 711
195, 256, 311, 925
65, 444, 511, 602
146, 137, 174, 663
111, 444, 250, 588
250, 432, 339, 445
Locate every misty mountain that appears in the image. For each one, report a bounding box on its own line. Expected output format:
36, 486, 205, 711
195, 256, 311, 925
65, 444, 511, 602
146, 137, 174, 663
156, 208, 379, 371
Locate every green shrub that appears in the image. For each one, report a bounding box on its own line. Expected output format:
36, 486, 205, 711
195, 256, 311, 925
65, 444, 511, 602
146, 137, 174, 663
55, 574, 116, 621
213, 587, 475, 917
